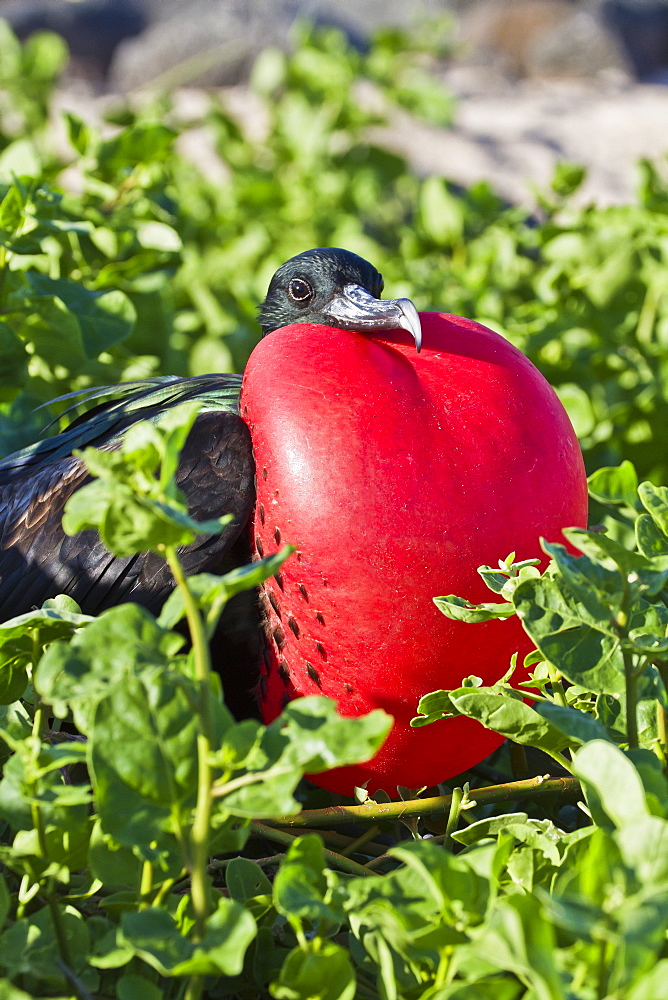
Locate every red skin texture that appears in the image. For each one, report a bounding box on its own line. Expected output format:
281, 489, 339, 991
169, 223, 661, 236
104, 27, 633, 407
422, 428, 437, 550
241, 312, 588, 794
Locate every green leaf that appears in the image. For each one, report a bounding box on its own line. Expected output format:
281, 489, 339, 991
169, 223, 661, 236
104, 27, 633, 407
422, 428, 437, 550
274, 835, 343, 928
563, 526, 668, 597
35, 603, 184, 731
0, 741, 90, 833
471, 894, 566, 1000
0, 980, 35, 1000
416, 681, 607, 755
118, 909, 190, 974
573, 741, 650, 830
0, 140, 41, 179
551, 161, 586, 197
17, 293, 85, 367
213, 698, 391, 818
97, 123, 176, 175
24, 273, 135, 357
638, 482, 668, 537
626, 960, 668, 1000
136, 221, 182, 252
271, 940, 356, 1000
89, 667, 200, 850
636, 513, 668, 558
587, 461, 639, 508
447, 687, 575, 753
419, 176, 464, 245
226, 857, 272, 903
513, 572, 625, 696
533, 700, 613, 746
119, 897, 256, 976
556, 383, 596, 438
63, 402, 231, 556
0, 905, 91, 990
23, 30, 68, 81
433, 594, 514, 623
0, 183, 25, 234
87, 818, 143, 889
116, 974, 164, 1000
63, 112, 93, 156
450, 813, 528, 846
0, 596, 93, 706
615, 816, 668, 885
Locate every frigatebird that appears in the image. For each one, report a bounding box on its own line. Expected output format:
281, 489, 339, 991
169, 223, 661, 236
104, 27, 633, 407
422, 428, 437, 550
0, 247, 421, 714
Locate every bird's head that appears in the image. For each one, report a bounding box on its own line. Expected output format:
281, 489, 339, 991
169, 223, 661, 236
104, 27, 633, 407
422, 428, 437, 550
258, 247, 422, 351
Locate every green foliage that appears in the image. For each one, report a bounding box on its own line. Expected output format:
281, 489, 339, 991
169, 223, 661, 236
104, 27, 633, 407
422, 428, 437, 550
1, 17, 668, 1000
0, 402, 391, 1000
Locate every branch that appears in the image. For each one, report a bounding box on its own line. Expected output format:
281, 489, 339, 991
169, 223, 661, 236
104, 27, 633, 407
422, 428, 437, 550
261, 775, 581, 828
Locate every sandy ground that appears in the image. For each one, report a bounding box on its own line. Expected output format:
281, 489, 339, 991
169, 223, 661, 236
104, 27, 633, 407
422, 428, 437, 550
376, 66, 668, 207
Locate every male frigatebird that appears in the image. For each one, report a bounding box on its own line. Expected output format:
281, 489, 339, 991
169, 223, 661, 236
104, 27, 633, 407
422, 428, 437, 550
0, 248, 421, 716
0, 245, 588, 792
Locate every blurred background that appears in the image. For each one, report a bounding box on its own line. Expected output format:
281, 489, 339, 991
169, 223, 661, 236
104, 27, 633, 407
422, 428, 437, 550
0, 0, 667, 488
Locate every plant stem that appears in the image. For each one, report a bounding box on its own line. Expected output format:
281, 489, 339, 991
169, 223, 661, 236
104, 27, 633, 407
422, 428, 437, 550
542, 748, 575, 774
284, 826, 388, 858
547, 662, 568, 707
653, 659, 668, 762
251, 821, 373, 878
364, 853, 396, 872
139, 861, 154, 910
48, 897, 73, 973
32, 704, 44, 743
443, 787, 463, 850
614, 579, 639, 750
339, 825, 382, 858
164, 545, 215, 998
263, 775, 581, 828
622, 646, 639, 750
24, 742, 74, 970
152, 876, 179, 908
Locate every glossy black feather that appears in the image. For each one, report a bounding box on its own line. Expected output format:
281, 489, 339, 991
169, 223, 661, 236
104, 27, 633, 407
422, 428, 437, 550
0, 375, 249, 618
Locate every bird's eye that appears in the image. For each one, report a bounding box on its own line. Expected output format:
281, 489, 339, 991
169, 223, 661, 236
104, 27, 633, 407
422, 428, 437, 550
288, 278, 313, 302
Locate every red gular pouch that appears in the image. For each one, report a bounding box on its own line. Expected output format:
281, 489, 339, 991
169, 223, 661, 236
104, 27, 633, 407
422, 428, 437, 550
241, 311, 588, 795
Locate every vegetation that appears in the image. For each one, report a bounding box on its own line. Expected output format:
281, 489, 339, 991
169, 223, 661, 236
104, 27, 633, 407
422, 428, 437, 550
0, 19, 668, 1000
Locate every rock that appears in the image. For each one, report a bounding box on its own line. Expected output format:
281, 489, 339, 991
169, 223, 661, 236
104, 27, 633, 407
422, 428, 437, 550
460, 0, 628, 79
109, 2, 291, 92
527, 6, 630, 77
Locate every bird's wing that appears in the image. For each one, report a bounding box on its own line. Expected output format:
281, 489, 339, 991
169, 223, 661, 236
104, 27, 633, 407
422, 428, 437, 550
0, 375, 254, 619
0, 373, 243, 475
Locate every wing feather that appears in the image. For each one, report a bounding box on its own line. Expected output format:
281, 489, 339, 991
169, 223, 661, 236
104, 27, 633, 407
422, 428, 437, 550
0, 379, 254, 619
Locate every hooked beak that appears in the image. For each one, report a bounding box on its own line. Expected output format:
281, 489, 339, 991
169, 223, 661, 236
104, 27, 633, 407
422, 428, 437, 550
323, 283, 422, 353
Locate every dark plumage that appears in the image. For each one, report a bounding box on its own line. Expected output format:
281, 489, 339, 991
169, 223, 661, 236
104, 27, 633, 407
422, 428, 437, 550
0, 248, 421, 713
258, 248, 420, 347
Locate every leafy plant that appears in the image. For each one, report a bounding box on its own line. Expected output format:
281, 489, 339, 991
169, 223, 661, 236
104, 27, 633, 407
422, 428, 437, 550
2, 17, 668, 1000
0, 402, 391, 1000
